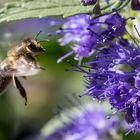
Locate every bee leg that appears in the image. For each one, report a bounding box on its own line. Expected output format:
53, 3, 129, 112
39, 66, 46, 70
36, 65, 45, 70
12, 74, 27, 105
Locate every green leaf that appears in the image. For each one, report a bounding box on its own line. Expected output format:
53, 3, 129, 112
0, 0, 93, 23
0, 0, 130, 23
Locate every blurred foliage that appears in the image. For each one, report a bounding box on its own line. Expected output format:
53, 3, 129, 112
41, 100, 114, 137
0, 0, 130, 23
123, 133, 140, 140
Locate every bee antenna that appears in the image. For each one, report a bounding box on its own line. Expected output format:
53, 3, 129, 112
35, 30, 42, 41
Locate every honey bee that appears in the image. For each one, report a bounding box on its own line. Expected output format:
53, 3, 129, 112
0, 34, 46, 105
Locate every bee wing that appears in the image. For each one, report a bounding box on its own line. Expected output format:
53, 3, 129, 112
14, 56, 41, 76
0, 56, 41, 77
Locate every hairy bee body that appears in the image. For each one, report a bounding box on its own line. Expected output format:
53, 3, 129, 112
0, 37, 46, 105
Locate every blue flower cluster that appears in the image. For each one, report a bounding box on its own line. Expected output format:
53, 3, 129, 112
82, 38, 140, 131
45, 105, 120, 140
57, 12, 126, 64
57, 0, 140, 133
62, 16, 140, 131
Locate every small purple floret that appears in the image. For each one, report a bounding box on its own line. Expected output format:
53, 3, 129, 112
131, 0, 140, 10
81, 0, 97, 6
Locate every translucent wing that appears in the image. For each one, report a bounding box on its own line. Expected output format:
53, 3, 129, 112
0, 55, 41, 77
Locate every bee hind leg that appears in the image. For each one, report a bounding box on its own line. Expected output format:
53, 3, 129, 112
12, 74, 27, 105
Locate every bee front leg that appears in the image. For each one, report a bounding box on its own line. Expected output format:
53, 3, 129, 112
12, 74, 27, 105
38, 66, 46, 70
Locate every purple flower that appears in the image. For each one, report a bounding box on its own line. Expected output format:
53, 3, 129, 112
58, 13, 126, 63
104, 13, 126, 37
44, 105, 120, 140
134, 70, 140, 88
81, 0, 110, 6
72, 35, 140, 131
131, 0, 140, 10
107, 82, 135, 110
58, 14, 90, 46
81, 0, 97, 6
75, 34, 97, 60
57, 14, 93, 63
85, 73, 108, 100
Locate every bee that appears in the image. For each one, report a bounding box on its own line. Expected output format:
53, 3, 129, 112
0, 33, 46, 105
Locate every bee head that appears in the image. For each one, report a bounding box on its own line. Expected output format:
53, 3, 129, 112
24, 38, 46, 55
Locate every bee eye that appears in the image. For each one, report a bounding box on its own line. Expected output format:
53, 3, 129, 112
28, 43, 44, 52
28, 44, 36, 51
